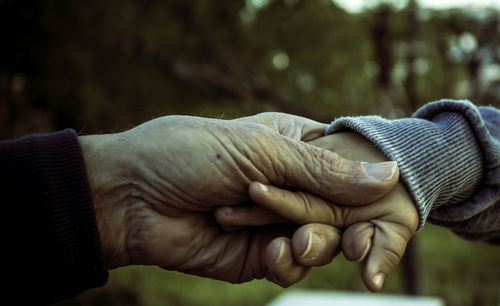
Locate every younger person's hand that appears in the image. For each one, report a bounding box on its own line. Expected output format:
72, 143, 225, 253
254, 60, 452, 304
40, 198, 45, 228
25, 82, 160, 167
215, 132, 419, 292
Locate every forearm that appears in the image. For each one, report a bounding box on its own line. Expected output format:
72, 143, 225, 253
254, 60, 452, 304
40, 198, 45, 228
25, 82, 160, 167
327, 99, 500, 243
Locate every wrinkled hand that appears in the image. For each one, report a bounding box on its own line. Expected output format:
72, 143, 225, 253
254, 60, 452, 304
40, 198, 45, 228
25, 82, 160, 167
216, 132, 418, 291
79, 113, 399, 287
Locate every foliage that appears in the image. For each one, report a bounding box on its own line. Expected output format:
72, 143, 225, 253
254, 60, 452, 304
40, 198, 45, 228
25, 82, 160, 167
2, 0, 500, 137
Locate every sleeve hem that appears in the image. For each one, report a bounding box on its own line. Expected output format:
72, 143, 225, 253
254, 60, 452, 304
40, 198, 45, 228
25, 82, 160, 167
326, 102, 484, 230
0, 129, 108, 303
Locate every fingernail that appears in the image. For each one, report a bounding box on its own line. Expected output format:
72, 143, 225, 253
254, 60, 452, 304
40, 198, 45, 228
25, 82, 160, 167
275, 240, 287, 264
257, 182, 269, 192
301, 232, 323, 260
354, 239, 371, 263
362, 161, 397, 181
373, 273, 385, 289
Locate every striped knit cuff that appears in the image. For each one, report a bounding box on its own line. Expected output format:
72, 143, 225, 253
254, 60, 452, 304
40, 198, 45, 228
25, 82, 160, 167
326, 104, 484, 229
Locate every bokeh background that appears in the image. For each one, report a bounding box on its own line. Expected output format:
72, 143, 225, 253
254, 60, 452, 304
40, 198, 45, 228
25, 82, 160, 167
1, 0, 499, 305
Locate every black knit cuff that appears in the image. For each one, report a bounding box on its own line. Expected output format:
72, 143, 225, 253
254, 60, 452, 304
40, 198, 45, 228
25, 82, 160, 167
1, 129, 108, 303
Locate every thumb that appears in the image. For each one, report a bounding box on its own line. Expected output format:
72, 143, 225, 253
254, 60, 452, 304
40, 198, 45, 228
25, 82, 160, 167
267, 135, 399, 205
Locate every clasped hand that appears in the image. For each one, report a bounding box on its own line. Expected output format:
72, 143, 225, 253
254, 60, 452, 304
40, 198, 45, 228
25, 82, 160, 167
217, 132, 419, 291
79, 112, 415, 292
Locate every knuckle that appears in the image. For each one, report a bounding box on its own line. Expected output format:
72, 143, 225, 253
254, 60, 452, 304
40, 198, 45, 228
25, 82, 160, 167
381, 244, 403, 270
337, 205, 349, 228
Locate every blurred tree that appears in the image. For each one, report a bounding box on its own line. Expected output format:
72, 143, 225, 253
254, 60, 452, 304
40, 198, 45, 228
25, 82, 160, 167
1, 0, 499, 133
402, 0, 419, 114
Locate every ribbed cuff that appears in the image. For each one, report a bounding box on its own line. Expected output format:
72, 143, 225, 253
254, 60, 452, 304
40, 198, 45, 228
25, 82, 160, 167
1, 129, 108, 303
326, 101, 484, 229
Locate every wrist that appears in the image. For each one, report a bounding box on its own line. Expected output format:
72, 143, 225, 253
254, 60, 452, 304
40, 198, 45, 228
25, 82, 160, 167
79, 133, 136, 269
310, 132, 418, 232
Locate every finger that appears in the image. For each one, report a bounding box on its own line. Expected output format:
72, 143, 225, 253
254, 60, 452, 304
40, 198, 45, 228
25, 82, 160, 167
235, 224, 298, 284
291, 223, 341, 266
267, 134, 399, 205
248, 181, 346, 227
341, 185, 417, 292
249, 181, 416, 230
363, 221, 414, 292
341, 222, 374, 262
235, 112, 328, 141
215, 205, 289, 229
249, 180, 415, 292
265, 237, 310, 287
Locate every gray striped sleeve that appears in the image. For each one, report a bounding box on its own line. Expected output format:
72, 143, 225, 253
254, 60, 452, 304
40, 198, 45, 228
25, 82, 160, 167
325, 99, 494, 232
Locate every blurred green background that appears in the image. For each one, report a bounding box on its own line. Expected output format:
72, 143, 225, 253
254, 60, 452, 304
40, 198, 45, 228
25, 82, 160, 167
1, 0, 499, 305
54, 225, 499, 306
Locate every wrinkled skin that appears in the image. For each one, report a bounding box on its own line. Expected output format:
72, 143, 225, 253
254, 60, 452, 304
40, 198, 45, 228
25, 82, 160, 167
79, 113, 399, 287
216, 132, 419, 291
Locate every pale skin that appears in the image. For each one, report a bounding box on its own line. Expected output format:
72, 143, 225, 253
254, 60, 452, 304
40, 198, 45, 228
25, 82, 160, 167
79, 112, 400, 287
215, 132, 419, 292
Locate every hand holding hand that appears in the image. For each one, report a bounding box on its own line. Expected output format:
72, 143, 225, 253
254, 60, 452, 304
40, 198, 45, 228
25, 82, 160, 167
216, 132, 418, 291
79, 113, 400, 287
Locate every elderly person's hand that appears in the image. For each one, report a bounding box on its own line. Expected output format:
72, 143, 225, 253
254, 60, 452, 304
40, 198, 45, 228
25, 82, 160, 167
216, 131, 418, 291
79, 113, 399, 287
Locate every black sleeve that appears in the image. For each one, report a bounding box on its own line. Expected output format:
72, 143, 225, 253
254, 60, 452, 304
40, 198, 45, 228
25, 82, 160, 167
1, 129, 108, 304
